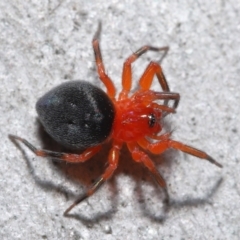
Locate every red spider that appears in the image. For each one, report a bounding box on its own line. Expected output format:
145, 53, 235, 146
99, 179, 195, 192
9, 23, 222, 216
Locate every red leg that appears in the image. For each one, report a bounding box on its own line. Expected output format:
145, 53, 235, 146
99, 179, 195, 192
137, 133, 171, 147
92, 22, 116, 99
137, 62, 173, 112
9, 135, 101, 163
64, 142, 121, 215
151, 102, 175, 114
127, 142, 169, 202
139, 61, 169, 91
120, 46, 169, 99
133, 90, 180, 110
139, 136, 223, 168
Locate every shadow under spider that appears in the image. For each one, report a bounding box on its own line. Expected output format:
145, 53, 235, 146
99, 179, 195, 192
9, 120, 223, 224
9, 124, 119, 224
135, 173, 223, 223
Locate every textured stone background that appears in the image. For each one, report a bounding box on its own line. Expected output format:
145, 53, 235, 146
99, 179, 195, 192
1, 1, 239, 239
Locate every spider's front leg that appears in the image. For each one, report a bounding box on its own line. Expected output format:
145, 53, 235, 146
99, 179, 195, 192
120, 45, 169, 100
64, 141, 122, 215
133, 90, 180, 111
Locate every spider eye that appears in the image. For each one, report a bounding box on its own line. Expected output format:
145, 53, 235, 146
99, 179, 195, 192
148, 113, 156, 128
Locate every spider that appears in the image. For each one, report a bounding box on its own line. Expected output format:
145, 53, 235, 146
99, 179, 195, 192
9, 23, 222, 216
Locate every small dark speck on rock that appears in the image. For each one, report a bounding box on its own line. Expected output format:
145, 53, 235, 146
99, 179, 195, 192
64, 74, 70, 79
191, 117, 197, 126
87, 223, 94, 229
121, 201, 127, 207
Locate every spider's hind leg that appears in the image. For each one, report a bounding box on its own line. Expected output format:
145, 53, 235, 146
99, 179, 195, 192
8, 134, 102, 163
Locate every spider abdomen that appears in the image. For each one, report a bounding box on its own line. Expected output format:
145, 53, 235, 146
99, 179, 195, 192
36, 80, 115, 149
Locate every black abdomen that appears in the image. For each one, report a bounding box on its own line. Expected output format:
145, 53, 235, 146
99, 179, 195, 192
36, 81, 115, 149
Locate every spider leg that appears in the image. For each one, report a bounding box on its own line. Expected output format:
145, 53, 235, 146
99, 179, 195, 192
138, 62, 174, 112
120, 46, 169, 99
92, 22, 116, 99
64, 142, 121, 215
139, 61, 169, 91
151, 102, 176, 114
138, 137, 223, 168
127, 142, 170, 203
9, 135, 101, 163
134, 90, 180, 110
